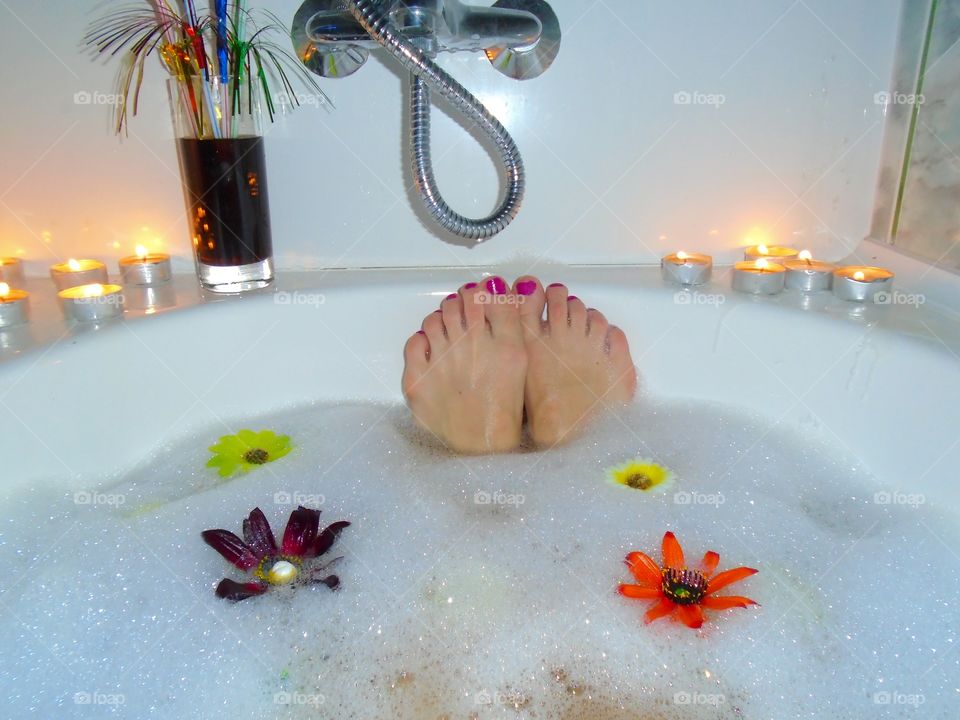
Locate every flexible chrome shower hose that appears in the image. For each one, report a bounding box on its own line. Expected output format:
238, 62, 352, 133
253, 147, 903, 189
347, 0, 525, 242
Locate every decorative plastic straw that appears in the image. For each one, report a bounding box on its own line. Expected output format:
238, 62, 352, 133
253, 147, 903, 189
153, 0, 199, 137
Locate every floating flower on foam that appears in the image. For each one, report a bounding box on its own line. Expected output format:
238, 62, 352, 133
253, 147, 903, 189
607, 459, 674, 493
202, 506, 350, 601
618, 531, 758, 629
206, 429, 292, 478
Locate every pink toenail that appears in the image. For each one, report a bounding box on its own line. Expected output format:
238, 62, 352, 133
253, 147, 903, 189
516, 280, 537, 296
486, 277, 507, 295
567, 295, 579, 301
548, 283, 564, 288
465, 282, 478, 289
416, 330, 425, 335
446, 293, 458, 300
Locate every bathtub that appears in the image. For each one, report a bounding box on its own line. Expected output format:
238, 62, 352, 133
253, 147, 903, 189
3, 260, 958, 509
2, 255, 959, 718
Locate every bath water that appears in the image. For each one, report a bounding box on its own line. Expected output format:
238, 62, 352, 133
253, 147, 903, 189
1, 398, 957, 719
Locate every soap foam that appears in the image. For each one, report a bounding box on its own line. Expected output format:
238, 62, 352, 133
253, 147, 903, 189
1, 398, 957, 719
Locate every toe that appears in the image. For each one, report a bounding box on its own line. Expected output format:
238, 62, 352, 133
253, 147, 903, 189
545, 283, 570, 332
605, 326, 638, 400
402, 331, 430, 397
567, 295, 588, 333
441, 293, 465, 339
480, 276, 519, 337
459, 282, 485, 330
421, 311, 447, 348
586, 308, 609, 342
514, 276, 545, 337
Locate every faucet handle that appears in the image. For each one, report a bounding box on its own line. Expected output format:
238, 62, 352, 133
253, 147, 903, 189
293, 0, 370, 78
484, 0, 561, 80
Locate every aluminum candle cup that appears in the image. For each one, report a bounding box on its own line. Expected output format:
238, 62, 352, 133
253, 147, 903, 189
58, 283, 124, 323
119, 247, 172, 286
732, 259, 786, 295
50, 259, 108, 291
0, 283, 29, 327
832, 266, 894, 303
661, 251, 713, 286
783, 255, 835, 292
0, 257, 25, 286
743, 245, 800, 263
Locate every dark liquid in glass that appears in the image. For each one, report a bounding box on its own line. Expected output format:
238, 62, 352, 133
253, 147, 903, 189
177, 136, 272, 267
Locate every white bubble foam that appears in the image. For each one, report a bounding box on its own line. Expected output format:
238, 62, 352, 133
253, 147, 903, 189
1, 398, 957, 718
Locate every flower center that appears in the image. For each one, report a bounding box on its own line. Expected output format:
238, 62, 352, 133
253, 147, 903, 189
624, 473, 654, 490
243, 448, 269, 465
661, 568, 708, 605
255, 555, 302, 585
266, 560, 299, 585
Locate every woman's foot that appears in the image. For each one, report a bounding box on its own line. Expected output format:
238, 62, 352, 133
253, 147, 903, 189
514, 278, 637, 447
402, 277, 527, 454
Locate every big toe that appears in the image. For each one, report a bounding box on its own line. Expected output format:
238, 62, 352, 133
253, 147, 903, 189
480, 276, 521, 337
513, 276, 545, 335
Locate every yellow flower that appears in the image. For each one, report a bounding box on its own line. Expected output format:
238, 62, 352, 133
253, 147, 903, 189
607, 459, 674, 493
207, 429, 293, 478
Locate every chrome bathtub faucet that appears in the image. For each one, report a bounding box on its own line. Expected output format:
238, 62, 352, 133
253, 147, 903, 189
291, 0, 561, 245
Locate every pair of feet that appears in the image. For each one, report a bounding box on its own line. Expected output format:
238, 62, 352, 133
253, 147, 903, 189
402, 276, 637, 454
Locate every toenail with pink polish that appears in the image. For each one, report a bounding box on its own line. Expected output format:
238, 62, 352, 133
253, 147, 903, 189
567, 295, 579, 301
446, 293, 458, 300
548, 283, 564, 288
416, 330, 426, 335
464, 282, 478, 289
516, 280, 538, 296
486, 277, 507, 295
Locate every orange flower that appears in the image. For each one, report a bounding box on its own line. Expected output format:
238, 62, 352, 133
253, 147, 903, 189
618, 531, 758, 629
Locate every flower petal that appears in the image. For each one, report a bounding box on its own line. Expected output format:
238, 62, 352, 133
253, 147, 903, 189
700, 595, 758, 610
242, 507, 277, 559
282, 506, 321, 556
312, 520, 350, 558
236, 429, 258, 446
700, 551, 720, 577
619, 584, 661, 600
311, 574, 340, 590
625, 551, 662, 587
707, 567, 758, 594
643, 597, 675, 624
662, 531, 685, 569
214, 578, 268, 601
676, 604, 704, 629
202, 530, 258, 570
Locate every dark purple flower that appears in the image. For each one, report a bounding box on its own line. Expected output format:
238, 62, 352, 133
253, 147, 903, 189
202, 506, 350, 601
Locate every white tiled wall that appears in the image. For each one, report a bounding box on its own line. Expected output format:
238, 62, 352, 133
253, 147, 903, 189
0, 0, 902, 274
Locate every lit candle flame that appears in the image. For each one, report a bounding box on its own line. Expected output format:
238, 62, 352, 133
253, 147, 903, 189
0, 282, 9, 297
135, 245, 149, 260
756, 244, 769, 255
676, 251, 688, 261
755, 258, 769, 271
798, 250, 813, 261
82, 284, 105, 298
853, 270, 865, 281
67, 258, 81, 272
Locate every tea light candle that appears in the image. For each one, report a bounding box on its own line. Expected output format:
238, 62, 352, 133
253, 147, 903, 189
661, 251, 713, 286
119, 245, 172, 286
783, 250, 835, 292
0, 257, 25, 286
0, 282, 29, 328
832, 266, 894, 303
50, 258, 108, 290
58, 283, 124, 323
732, 258, 786, 294
743, 244, 800, 263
